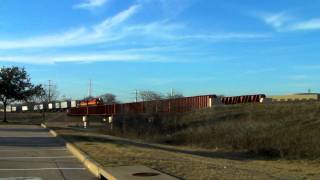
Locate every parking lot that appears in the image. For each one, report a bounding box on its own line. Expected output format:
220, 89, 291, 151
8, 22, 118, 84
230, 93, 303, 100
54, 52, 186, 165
0, 125, 95, 180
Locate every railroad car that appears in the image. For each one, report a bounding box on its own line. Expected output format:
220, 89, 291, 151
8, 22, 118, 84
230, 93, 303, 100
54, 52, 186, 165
48, 102, 55, 110
221, 94, 266, 105
61, 101, 71, 109
33, 104, 40, 111
39, 103, 46, 111
11, 106, 17, 112
22, 105, 30, 112
55, 102, 61, 109
71, 100, 78, 108
14, 106, 22, 112
5, 105, 12, 113
79, 98, 103, 107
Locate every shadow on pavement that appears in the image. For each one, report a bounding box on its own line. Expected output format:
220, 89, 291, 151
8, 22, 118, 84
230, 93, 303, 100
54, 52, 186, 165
0, 128, 48, 132
0, 137, 64, 147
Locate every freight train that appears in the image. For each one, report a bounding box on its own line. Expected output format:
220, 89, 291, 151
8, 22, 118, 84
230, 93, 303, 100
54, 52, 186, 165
1, 94, 268, 115
67, 94, 268, 116
67, 95, 220, 116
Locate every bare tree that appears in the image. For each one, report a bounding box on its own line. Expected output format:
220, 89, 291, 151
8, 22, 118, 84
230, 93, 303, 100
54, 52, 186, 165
166, 92, 184, 99
139, 90, 163, 101
44, 83, 59, 102
99, 93, 118, 104
29, 83, 59, 103
61, 95, 71, 101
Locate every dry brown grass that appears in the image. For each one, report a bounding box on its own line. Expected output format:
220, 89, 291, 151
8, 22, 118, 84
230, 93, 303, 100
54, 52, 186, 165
106, 102, 320, 159
53, 127, 320, 180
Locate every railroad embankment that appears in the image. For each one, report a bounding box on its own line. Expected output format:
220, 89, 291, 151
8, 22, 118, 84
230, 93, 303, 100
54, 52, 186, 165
102, 102, 320, 159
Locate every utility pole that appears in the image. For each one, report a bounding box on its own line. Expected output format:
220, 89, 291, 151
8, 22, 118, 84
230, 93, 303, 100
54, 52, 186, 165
88, 79, 92, 97
135, 89, 138, 102
48, 80, 52, 102
171, 88, 174, 97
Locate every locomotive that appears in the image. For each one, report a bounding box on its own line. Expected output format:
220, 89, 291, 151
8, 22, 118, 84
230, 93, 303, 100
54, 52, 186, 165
79, 98, 104, 107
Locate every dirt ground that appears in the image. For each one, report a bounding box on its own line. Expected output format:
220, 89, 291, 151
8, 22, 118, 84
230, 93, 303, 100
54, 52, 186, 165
51, 126, 320, 180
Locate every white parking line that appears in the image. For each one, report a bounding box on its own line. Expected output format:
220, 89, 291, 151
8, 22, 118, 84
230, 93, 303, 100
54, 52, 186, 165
0, 168, 86, 171
0, 156, 75, 160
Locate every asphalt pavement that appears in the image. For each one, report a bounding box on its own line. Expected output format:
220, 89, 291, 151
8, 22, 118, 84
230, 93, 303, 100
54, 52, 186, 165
0, 124, 96, 180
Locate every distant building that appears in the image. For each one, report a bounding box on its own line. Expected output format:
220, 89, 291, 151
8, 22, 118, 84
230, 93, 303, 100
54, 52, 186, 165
269, 93, 320, 102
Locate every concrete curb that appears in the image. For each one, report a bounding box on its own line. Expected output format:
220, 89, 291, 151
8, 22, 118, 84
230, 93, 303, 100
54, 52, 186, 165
40, 123, 178, 180
40, 123, 116, 179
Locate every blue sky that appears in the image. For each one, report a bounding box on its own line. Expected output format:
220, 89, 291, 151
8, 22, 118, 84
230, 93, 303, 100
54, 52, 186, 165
0, 0, 320, 101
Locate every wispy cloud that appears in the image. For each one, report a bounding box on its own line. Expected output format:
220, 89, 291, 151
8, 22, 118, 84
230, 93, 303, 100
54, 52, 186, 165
73, 0, 108, 9
0, 52, 165, 64
0, 5, 140, 49
122, 20, 268, 42
258, 11, 320, 32
173, 33, 269, 41
93, 5, 140, 35
289, 18, 320, 31
260, 12, 291, 29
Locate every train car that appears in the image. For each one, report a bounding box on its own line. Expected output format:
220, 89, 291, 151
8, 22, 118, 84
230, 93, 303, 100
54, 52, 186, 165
39, 103, 46, 111
14, 105, 22, 113
55, 102, 61, 109
5, 106, 12, 113
61, 101, 71, 109
48, 102, 55, 110
117, 101, 145, 114
61, 101, 68, 109
79, 98, 103, 107
221, 94, 266, 105
71, 100, 78, 108
22, 105, 29, 112
33, 104, 40, 111
168, 95, 218, 113
11, 106, 17, 112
